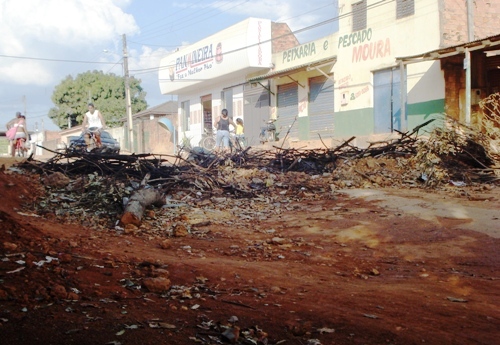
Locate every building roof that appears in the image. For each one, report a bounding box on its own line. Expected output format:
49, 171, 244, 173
396, 34, 500, 63
132, 100, 178, 119
247, 56, 336, 82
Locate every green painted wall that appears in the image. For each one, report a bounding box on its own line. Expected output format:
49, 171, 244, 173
333, 108, 374, 137
407, 99, 445, 133
298, 117, 309, 140
294, 99, 445, 139
0, 138, 9, 155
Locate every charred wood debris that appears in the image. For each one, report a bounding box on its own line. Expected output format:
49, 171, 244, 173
15, 98, 500, 228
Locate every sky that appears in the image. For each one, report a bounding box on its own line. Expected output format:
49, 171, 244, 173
0, 0, 338, 131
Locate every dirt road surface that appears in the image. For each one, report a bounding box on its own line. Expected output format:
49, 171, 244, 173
0, 158, 499, 345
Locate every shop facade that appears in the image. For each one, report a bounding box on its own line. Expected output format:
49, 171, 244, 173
247, 34, 337, 145
159, 1, 500, 149
158, 18, 299, 147
247, 0, 500, 148
249, 0, 448, 148
331, 0, 500, 146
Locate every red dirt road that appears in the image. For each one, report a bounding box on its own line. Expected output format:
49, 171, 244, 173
0, 165, 499, 345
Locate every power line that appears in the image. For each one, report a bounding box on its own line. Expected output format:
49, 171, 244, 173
128, 41, 184, 48
138, 0, 239, 38
0, 3, 337, 74
138, 0, 208, 32
0, 54, 122, 65
137, 0, 251, 42
130, 0, 393, 76
130, 14, 342, 74
130, 2, 333, 49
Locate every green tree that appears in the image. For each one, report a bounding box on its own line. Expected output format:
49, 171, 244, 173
49, 70, 148, 129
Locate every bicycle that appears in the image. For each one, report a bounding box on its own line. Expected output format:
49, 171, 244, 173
68, 127, 103, 153
199, 128, 216, 151
229, 131, 245, 151
14, 137, 27, 157
200, 128, 245, 153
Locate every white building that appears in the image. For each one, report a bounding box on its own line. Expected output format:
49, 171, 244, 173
159, 18, 299, 147
159, 1, 500, 149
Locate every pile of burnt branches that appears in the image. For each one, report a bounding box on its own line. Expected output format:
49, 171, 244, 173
19, 117, 499, 189
23, 149, 180, 181
18, 119, 435, 182
181, 119, 436, 175
13, 118, 499, 228
412, 115, 499, 185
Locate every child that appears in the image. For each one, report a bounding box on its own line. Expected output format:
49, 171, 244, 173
235, 118, 245, 148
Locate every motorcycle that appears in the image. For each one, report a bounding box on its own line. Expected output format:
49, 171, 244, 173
259, 119, 279, 144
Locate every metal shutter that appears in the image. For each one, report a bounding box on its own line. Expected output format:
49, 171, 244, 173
243, 84, 270, 146
277, 83, 299, 139
309, 76, 334, 139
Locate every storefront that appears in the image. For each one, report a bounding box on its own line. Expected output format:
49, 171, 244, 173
158, 18, 275, 147
247, 34, 337, 144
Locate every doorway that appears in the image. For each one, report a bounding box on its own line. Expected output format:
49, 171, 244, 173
201, 94, 212, 131
373, 67, 406, 133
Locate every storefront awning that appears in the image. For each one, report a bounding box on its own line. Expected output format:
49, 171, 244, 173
247, 56, 336, 82
396, 34, 500, 64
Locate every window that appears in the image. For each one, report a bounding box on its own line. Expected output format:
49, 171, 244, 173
181, 100, 190, 131
397, 0, 414, 19
352, 0, 367, 32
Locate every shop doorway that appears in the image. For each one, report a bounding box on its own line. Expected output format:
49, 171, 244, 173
374, 67, 406, 133
244, 83, 270, 145
277, 82, 299, 139
201, 94, 212, 131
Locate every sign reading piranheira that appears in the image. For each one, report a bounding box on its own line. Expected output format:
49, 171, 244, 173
174, 44, 215, 80
338, 28, 391, 63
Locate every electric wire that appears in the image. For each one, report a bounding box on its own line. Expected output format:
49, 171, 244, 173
0, 54, 122, 65
130, 1, 392, 75
138, 0, 250, 40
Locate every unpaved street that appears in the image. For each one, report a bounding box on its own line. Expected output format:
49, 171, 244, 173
0, 162, 499, 345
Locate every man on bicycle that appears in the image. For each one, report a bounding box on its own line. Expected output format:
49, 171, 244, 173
81, 103, 106, 150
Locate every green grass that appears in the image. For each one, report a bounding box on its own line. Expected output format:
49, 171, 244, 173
0, 138, 10, 155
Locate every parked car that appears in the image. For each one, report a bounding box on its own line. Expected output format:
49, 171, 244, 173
58, 130, 120, 154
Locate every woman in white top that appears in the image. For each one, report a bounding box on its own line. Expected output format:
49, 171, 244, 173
81, 103, 107, 149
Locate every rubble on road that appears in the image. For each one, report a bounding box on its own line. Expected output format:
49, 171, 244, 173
11, 114, 499, 229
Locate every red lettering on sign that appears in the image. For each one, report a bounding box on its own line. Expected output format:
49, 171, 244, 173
352, 38, 391, 63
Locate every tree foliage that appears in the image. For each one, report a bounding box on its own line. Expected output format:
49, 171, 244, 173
49, 70, 148, 129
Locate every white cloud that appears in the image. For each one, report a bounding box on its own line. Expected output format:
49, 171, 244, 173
0, 0, 139, 85
130, 46, 170, 71
206, 0, 334, 31
3, 0, 138, 45
0, 60, 54, 85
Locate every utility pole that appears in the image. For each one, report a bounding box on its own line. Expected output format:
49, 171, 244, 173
467, 0, 474, 41
122, 34, 134, 152
465, 0, 474, 125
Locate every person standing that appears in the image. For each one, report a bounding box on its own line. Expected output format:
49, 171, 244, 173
9, 114, 29, 157
214, 108, 236, 153
235, 118, 245, 148
81, 103, 106, 150
6, 111, 22, 130
6, 111, 22, 156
